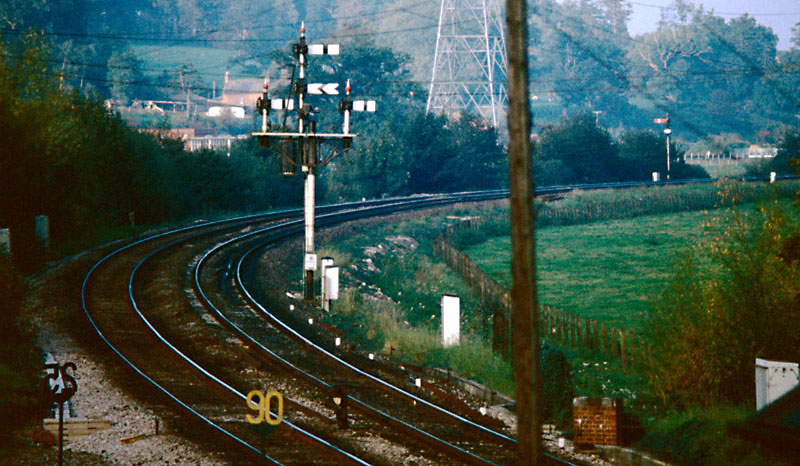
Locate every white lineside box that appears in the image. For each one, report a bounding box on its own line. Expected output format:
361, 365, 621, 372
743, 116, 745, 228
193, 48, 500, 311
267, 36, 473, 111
755, 358, 799, 410
441, 295, 460, 347
320, 256, 334, 302
325, 266, 339, 301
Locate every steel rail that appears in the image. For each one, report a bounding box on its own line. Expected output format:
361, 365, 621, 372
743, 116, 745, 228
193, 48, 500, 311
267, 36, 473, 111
235, 198, 517, 446
126, 233, 372, 465
233, 193, 587, 466
78, 203, 407, 464
81, 176, 771, 464
80, 217, 286, 464
75, 195, 500, 465
194, 203, 504, 465
78, 193, 490, 465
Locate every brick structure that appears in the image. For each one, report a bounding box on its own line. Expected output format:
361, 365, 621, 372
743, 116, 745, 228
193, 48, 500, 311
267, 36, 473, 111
573, 397, 622, 447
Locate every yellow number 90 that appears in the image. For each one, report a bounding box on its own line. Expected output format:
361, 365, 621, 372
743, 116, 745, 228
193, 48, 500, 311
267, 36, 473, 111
246, 390, 283, 426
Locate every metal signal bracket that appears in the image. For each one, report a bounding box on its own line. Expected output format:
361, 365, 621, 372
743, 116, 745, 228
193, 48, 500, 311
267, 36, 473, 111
252, 22, 375, 303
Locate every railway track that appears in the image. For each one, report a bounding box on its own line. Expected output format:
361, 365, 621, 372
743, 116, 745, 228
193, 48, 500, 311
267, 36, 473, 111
193, 199, 527, 465
75, 176, 794, 464
84, 181, 725, 463
80, 192, 557, 465
81, 211, 374, 465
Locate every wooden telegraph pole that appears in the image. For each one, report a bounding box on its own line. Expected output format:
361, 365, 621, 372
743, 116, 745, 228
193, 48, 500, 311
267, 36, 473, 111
505, 0, 541, 464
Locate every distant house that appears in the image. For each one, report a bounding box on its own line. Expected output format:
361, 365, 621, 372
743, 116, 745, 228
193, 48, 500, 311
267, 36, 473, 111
207, 106, 246, 119
746, 144, 778, 159
139, 127, 195, 142
221, 71, 263, 108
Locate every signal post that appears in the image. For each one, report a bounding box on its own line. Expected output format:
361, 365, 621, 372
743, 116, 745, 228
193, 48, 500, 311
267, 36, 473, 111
653, 115, 672, 179
253, 24, 375, 303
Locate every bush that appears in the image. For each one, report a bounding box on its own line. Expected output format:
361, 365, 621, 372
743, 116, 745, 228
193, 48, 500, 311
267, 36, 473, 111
0, 254, 48, 441
540, 344, 573, 427
638, 407, 789, 466
645, 191, 800, 408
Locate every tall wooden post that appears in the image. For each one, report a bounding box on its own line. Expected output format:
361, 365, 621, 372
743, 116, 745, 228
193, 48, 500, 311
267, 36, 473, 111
506, 0, 540, 463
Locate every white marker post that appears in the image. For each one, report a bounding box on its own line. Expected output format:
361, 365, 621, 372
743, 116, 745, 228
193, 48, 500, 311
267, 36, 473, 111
320, 257, 334, 308
441, 295, 460, 347
325, 266, 339, 312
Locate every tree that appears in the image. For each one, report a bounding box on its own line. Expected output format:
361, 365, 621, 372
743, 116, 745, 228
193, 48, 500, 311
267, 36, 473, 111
107, 48, 144, 105
531, 0, 633, 120
446, 114, 508, 191
535, 113, 620, 184
646, 192, 800, 407
0, 254, 49, 437
0, 0, 49, 30
767, 129, 800, 175
618, 129, 708, 180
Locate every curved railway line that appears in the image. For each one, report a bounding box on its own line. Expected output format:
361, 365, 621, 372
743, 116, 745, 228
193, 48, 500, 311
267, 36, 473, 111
80, 177, 786, 464
81, 192, 581, 465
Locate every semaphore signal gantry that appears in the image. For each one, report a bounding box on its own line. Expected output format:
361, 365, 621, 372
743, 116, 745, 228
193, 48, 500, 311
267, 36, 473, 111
253, 22, 376, 303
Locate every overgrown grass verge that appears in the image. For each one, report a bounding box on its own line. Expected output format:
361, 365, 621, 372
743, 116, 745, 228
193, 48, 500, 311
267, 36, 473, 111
637, 407, 790, 466
330, 287, 515, 395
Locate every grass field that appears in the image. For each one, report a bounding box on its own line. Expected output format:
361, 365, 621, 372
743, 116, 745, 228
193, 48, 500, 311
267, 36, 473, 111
465, 209, 717, 330
131, 45, 251, 88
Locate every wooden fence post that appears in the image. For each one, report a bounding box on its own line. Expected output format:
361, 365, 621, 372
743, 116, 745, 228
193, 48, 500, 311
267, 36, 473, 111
569, 313, 575, 349
584, 318, 591, 350
492, 310, 509, 358
601, 323, 607, 354
619, 329, 627, 368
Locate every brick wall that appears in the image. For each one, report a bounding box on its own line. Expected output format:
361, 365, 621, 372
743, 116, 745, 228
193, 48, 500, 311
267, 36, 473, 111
573, 397, 622, 447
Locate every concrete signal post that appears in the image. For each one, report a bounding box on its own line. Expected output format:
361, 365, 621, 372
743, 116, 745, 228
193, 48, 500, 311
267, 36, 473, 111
253, 23, 375, 303
653, 115, 672, 180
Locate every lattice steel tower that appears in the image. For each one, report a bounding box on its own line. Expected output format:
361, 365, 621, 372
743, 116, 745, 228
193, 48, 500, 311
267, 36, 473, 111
426, 0, 507, 127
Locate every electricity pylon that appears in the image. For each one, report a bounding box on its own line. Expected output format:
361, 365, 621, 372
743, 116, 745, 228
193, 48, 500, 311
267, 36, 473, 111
426, 0, 507, 127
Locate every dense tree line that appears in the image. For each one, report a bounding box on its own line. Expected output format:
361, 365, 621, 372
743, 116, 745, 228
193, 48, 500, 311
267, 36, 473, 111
3, 0, 800, 142
534, 113, 708, 186
0, 32, 301, 269
530, 0, 800, 140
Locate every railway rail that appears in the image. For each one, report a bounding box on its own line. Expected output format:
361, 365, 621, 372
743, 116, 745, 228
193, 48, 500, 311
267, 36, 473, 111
80, 176, 787, 464
193, 197, 527, 465
81, 211, 368, 465
81, 192, 569, 465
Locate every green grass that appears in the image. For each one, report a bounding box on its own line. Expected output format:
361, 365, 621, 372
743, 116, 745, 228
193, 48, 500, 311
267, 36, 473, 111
466, 209, 714, 330
462, 181, 800, 330
314, 190, 798, 463
637, 406, 790, 466
131, 45, 250, 87
319, 205, 518, 394
687, 161, 748, 179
